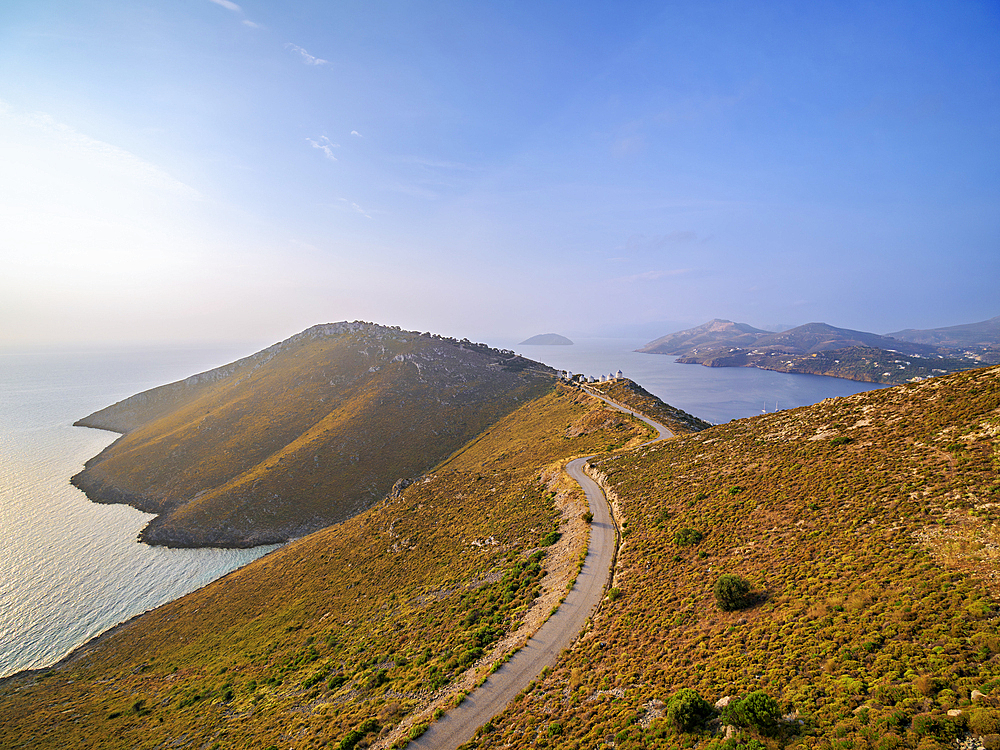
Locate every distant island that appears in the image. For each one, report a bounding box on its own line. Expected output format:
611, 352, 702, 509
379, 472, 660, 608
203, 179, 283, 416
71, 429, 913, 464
638, 316, 1000, 385
519, 333, 573, 345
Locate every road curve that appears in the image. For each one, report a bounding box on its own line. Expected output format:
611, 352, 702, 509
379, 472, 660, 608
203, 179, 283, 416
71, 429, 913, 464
410, 388, 671, 750
582, 386, 674, 444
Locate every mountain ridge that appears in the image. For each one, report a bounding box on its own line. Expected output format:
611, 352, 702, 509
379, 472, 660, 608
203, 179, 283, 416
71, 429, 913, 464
638, 316, 998, 384
71, 322, 558, 547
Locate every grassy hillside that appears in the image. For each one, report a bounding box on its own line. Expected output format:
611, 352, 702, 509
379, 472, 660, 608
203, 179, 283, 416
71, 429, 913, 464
468, 366, 1000, 749
586, 379, 712, 434
0, 384, 653, 749
72, 322, 555, 547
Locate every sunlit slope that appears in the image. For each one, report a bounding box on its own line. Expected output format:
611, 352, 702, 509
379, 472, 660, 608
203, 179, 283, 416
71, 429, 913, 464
480, 366, 1000, 749
72, 322, 556, 546
587, 378, 712, 434
0, 384, 652, 749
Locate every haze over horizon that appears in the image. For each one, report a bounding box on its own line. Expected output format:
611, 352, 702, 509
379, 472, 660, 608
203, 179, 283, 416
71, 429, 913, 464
2, 1, 997, 350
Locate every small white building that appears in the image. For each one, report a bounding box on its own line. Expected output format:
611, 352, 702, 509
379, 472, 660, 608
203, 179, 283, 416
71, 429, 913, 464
615, 369, 624, 379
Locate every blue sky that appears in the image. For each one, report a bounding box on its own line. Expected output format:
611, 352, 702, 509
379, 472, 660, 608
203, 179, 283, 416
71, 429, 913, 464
1, 0, 997, 347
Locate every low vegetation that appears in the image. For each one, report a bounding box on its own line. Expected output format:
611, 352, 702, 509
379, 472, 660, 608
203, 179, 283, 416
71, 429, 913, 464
587, 378, 712, 434
0, 383, 651, 748
463, 365, 1000, 749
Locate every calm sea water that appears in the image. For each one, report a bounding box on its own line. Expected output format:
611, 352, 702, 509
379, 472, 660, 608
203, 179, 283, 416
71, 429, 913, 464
0, 338, 882, 680
506, 337, 885, 425
0, 346, 278, 679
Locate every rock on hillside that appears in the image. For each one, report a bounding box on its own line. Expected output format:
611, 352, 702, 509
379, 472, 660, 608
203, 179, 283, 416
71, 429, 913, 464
72, 322, 555, 547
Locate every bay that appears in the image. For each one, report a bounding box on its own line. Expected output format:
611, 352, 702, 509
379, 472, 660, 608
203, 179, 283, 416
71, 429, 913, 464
0, 345, 278, 679
507, 337, 886, 425
0, 336, 884, 680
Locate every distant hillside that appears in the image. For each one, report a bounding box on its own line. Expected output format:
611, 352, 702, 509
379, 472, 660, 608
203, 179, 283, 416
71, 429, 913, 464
0, 384, 656, 749
478, 365, 1000, 748
637, 318, 769, 354
640, 320, 934, 357
888, 314, 1000, 349
640, 319, 990, 384
519, 333, 574, 345
72, 322, 556, 547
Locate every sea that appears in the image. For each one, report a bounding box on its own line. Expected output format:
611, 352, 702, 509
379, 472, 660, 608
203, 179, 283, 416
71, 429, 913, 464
0, 338, 883, 679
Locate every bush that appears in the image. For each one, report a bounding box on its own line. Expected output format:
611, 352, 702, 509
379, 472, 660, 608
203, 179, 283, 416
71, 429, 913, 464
541, 530, 561, 546
725, 691, 781, 735
674, 527, 704, 546
337, 718, 379, 750
714, 574, 754, 611
970, 708, 1000, 735
666, 688, 713, 731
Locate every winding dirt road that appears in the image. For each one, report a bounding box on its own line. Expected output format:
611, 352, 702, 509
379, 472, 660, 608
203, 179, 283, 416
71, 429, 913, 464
410, 388, 671, 749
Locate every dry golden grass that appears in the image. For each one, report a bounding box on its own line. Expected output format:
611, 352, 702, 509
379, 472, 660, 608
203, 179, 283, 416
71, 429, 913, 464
0, 384, 649, 749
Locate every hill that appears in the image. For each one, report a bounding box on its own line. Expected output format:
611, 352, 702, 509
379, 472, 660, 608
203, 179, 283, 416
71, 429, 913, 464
473, 365, 1000, 749
637, 319, 769, 354
889, 314, 1000, 349
3, 361, 999, 748
586, 378, 712, 434
71, 322, 556, 547
0, 383, 659, 749
640, 319, 990, 385
519, 334, 574, 345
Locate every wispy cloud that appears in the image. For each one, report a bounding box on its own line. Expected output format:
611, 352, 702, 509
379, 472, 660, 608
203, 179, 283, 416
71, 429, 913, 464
1, 101, 201, 200
206, 0, 261, 29
617, 268, 694, 283
306, 136, 339, 161
285, 43, 328, 66
337, 198, 372, 219
350, 130, 362, 137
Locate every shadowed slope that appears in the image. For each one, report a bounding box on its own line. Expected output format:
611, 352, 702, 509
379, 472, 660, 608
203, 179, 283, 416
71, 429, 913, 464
72, 322, 555, 547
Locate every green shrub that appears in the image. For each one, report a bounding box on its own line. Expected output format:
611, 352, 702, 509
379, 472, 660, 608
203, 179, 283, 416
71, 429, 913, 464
337, 718, 379, 750
665, 688, 713, 731
911, 713, 964, 740
674, 527, 704, 546
969, 708, 1000, 735
725, 691, 781, 735
714, 574, 754, 611
408, 722, 428, 740
540, 531, 561, 546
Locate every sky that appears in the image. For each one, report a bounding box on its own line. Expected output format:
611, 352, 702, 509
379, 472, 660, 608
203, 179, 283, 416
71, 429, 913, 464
1, 0, 998, 349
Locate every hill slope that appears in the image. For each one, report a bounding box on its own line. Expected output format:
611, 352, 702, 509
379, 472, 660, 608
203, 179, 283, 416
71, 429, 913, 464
519, 333, 574, 345
474, 365, 1000, 749
72, 322, 556, 547
637, 319, 769, 354
640, 319, 989, 385
0, 383, 657, 749
889, 314, 1000, 349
